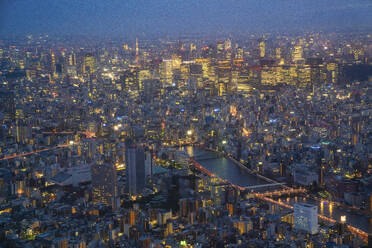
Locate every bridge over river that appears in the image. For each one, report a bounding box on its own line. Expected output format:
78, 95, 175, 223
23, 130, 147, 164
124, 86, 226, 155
180, 145, 372, 240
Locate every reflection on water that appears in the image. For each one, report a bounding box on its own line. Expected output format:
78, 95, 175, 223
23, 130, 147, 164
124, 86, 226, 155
183, 146, 267, 187
183, 146, 372, 233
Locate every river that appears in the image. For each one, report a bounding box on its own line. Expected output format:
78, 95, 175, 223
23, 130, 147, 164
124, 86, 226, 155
181, 146, 372, 234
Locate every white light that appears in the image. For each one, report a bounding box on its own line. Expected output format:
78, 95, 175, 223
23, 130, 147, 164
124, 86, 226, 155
187, 130, 193, 136
340, 216, 346, 223
222, 140, 227, 145
69, 141, 74, 145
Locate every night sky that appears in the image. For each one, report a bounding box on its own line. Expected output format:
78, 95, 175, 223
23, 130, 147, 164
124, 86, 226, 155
1, 0, 372, 37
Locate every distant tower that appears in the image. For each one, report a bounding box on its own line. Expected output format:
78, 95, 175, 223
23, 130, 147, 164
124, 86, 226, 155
135, 38, 139, 63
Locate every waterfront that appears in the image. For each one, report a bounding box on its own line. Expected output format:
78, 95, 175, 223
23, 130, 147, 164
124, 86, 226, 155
183, 146, 268, 187
183, 146, 372, 234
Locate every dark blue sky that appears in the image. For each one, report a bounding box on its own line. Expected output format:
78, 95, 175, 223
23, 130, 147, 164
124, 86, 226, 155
1, 0, 372, 37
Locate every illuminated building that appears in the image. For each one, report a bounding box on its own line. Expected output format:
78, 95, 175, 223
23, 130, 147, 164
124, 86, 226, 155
327, 63, 338, 84
83, 54, 95, 74
292, 45, 304, 63
138, 69, 151, 90
259, 40, 265, 58
91, 163, 118, 210
190, 43, 196, 53
135, 37, 139, 63
275, 47, 281, 60
294, 203, 318, 234
69, 53, 76, 66
217, 41, 224, 58
51, 50, 56, 76
160, 59, 173, 85
261, 67, 277, 85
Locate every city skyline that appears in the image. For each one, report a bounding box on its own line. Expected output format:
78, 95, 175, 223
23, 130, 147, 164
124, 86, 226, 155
1, 1, 372, 247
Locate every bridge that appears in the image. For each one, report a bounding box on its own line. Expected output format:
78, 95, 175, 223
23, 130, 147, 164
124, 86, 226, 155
191, 152, 222, 161
188, 156, 368, 243
255, 194, 368, 243
254, 188, 307, 197
0, 143, 74, 161
244, 183, 286, 190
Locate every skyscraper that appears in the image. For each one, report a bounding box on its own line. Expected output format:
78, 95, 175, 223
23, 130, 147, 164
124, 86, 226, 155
294, 203, 318, 234
0, 90, 15, 121
83, 54, 95, 74
126, 143, 146, 196
135, 37, 139, 63
91, 163, 118, 210
292, 45, 304, 63
259, 40, 265, 58
143, 79, 161, 103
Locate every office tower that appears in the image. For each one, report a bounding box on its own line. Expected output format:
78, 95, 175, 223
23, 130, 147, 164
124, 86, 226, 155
126, 143, 146, 196
91, 163, 118, 210
138, 69, 151, 90
135, 37, 139, 63
51, 50, 56, 74
144, 150, 153, 178
69, 53, 76, 66
190, 43, 196, 53
275, 47, 281, 60
83, 54, 95, 74
0, 90, 15, 121
292, 45, 304, 63
225, 39, 232, 51
160, 59, 173, 84
143, 79, 161, 103
259, 40, 265, 58
294, 203, 318, 234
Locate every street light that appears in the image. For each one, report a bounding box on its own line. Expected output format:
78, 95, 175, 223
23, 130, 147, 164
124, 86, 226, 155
222, 140, 227, 145
69, 140, 75, 145
187, 130, 193, 136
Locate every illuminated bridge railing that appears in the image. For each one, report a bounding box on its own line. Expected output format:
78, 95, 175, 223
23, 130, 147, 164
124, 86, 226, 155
244, 183, 286, 190
191, 153, 222, 161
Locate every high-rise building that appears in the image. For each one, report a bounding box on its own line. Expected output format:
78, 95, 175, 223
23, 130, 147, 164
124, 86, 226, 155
135, 37, 139, 63
69, 53, 76, 66
126, 143, 146, 196
83, 54, 95, 74
160, 59, 173, 84
91, 163, 118, 210
259, 40, 265, 58
0, 90, 15, 121
275, 47, 281, 60
294, 203, 318, 234
292, 45, 304, 63
143, 79, 161, 103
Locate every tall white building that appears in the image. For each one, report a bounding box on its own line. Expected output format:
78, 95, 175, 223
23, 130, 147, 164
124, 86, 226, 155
294, 203, 318, 234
